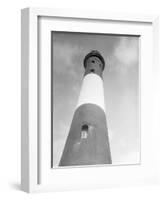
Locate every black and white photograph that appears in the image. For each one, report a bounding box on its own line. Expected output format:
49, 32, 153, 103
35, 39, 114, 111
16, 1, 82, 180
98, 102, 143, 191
52, 32, 140, 168
19, 6, 160, 194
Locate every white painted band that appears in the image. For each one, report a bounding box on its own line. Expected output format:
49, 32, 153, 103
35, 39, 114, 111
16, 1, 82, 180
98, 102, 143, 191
76, 73, 106, 112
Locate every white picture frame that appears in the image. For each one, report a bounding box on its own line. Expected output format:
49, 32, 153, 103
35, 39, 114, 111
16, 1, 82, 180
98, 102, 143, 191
21, 7, 159, 193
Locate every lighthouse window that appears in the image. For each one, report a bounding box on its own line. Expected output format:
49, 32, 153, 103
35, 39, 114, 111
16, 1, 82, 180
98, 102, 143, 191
81, 124, 89, 139
90, 69, 95, 73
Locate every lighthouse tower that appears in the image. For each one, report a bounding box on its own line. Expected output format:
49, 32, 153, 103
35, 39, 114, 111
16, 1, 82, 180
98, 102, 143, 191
59, 50, 112, 166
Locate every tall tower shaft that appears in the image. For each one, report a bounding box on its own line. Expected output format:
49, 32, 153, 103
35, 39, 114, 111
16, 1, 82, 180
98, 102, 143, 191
59, 50, 112, 166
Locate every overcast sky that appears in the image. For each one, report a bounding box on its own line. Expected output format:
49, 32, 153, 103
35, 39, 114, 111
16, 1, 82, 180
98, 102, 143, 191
52, 32, 140, 167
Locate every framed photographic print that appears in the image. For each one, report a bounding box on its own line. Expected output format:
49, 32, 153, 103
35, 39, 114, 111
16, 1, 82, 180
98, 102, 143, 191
21, 8, 159, 193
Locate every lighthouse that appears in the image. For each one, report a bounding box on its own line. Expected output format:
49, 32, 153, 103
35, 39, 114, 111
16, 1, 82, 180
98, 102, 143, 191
59, 50, 112, 166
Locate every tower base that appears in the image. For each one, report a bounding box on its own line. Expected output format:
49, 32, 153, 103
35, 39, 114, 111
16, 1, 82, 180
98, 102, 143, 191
59, 103, 112, 166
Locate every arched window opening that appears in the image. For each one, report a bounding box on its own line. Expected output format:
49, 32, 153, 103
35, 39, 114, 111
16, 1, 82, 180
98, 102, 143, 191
81, 124, 89, 139
90, 69, 95, 73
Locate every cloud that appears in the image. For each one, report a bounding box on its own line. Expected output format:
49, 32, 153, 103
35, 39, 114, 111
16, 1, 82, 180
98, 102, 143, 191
113, 150, 140, 165
53, 139, 66, 166
53, 42, 77, 66
113, 37, 139, 67
107, 37, 139, 73
53, 121, 70, 166
53, 120, 70, 140
53, 41, 85, 79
